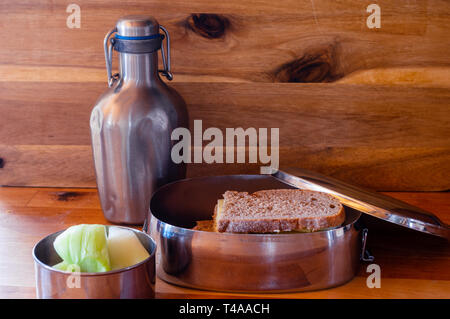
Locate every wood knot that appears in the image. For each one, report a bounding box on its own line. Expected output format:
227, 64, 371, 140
186, 14, 230, 39
52, 191, 81, 202
0, 158, 4, 169
273, 47, 342, 83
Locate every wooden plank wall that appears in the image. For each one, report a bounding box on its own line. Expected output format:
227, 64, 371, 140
0, 0, 449, 191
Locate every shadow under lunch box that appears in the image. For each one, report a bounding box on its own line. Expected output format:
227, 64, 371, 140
146, 168, 450, 293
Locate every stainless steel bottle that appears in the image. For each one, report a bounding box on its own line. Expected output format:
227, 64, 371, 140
90, 16, 188, 224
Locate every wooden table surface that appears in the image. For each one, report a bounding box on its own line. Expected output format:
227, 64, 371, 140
0, 187, 449, 299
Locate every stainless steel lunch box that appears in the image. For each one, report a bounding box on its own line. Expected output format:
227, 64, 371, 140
147, 168, 449, 293
33, 225, 156, 299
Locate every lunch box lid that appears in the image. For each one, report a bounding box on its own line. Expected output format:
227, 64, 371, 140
272, 168, 450, 239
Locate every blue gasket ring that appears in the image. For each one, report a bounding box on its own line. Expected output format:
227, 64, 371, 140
115, 34, 162, 41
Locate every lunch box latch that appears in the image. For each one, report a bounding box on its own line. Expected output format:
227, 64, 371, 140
361, 228, 375, 262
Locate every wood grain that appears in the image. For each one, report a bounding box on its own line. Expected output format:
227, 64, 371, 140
0, 0, 449, 190
0, 82, 449, 190
1, 82, 449, 147
1, 1, 449, 83
0, 145, 95, 187
0, 187, 448, 298
2, 144, 450, 190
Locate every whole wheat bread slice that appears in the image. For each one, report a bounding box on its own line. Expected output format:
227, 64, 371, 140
213, 189, 345, 233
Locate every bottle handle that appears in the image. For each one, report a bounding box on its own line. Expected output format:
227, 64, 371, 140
104, 28, 120, 87
159, 25, 173, 81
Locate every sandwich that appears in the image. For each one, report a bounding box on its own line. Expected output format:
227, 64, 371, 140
193, 189, 345, 233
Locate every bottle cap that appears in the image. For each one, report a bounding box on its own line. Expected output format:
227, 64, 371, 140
116, 15, 160, 38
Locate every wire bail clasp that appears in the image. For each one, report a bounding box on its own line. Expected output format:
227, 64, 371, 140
104, 28, 119, 87
103, 25, 173, 87
159, 25, 173, 81
361, 228, 375, 262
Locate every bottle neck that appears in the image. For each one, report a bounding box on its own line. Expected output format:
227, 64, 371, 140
119, 52, 159, 86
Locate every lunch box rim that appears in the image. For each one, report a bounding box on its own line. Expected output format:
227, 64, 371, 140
148, 173, 362, 237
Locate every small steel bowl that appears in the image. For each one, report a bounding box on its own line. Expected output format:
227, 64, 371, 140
148, 174, 365, 293
33, 225, 156, 299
